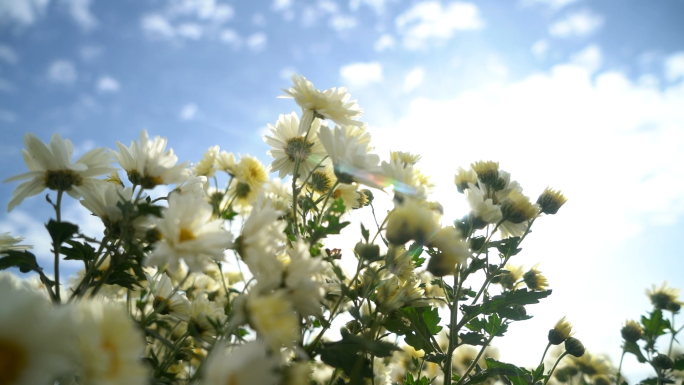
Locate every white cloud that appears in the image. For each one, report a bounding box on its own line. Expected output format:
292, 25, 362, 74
0, 0, 50, 26
531, 39, 549, 59
664, 52, 684, 82
271, 0, 292, 11
349, 0, 393, 14
176, 23, 203, 40
279, 66, 297, 80
252, 13, 267, 26
79, 45, 102, 62
96, 76, 120, 93
179, 103, 198, 121
518, 0, 581, 10
395, 1, 484, 50
340, 62, 383, 88
168, 0, 234, 23
141, 14, 175, 39
329, 15, 357, 31
403, 67, 424, 92
0, 45, 18, 64
548, 9, 604, 38
47, 60, 77, 85
374, 34, 395, 52
370, 62, 684, 379
220, 29, 242, 49
62, 0, 97, 31
318, 0, 338, 14
246, 32, 267, 52
570, 44, 602, 73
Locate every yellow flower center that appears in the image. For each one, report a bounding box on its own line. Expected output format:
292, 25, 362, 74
0, 338, 27, 384
45, 169, 83, 191
226, 374, 238, 385
179, 228, 196, 242
102, 338, 121, 377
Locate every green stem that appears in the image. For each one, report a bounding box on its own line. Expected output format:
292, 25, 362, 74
534, 342, 552, 382
444, 270, 461, 383
668, 312, 676, 357
459, 333, 497, 383
53, 190, 64, 303
316, 181, 341, 226
616, 349, 626, 385
544, 351, 568, 385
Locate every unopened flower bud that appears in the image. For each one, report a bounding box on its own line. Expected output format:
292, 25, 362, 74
564, 337, 585, 357
621, 320, 643, 343
471, 161, 499, 186
666, 301, 681, 313
523, 264, 548, 291
500, 191, 539, 224
653, 353, 674, 370
345, 320, 362, 335
593, 375, 612, 385
537, 187, 568, 215
548, 316, 574, 345
354, 242, 380, 261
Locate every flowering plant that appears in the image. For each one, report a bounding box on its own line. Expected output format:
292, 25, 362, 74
2, 74, 629, 385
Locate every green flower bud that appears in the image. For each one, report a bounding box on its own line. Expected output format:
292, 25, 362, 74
621, 320, 643, 343
564, 337, 585, 357
653, 353, 673, 370
354, 242, 380, 261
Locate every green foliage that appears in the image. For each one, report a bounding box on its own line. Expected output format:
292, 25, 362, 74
385, 307, 443, 354
319, 330, 399, 379
46, 219, 79, 245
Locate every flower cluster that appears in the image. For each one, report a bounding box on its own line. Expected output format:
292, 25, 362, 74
1, 74, 579, 385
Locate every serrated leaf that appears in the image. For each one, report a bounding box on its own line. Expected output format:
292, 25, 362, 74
623, 341, 648, 363
462, 289, 552, 318
459, 332, 487, 346
491, 237, 521, 257
0, 250, 41, 274
46, 220, 78, 245
61, 240, 96, 262
318, 331, 398, 379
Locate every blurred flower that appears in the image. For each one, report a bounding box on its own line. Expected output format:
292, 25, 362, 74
426, 227, 471, 277
331, 183, 363, 211
113, 130, 191, 189
190, 293, 227, 337
247, 291, 300, 350
4, 132, 115, 212
306, 163, 335, 194
76, 182, 151, 236
263, 112, 328, 179
146, 273, 191, 319
389, 150, 421, 166
386, 199, 440, 245
470, 160, 499, 186
0, 274, 74, 384
647, 281, 681, 311
493, 264, 523, 290
318, 125, 380, 185
282, 239, 327, 317
173, 175, 208, 198
375, 276, 426, 311
216, 150, 237, 175
523, 264, 548, 291
568, 351, 611, 374
465, 182, 502, 228
454, 167, 478, 194
548, 316, 574, 345
621, 319, 643, 342
0, 232, 32, 253
194, 145, 219, 177
280, 74, 363, 128
564, 337, 586, 358
201, 340, 281, 385
74, 301, 149, 384
146, 194, 233, 272
537, 187, 568, 215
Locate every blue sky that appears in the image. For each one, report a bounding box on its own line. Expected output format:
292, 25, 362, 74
2, 0, 684, 380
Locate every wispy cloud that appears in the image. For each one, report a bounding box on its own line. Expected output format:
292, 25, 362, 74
62, 0, 98, 31
570, 44, 602, 73
395, 1, 484, 50
140, 0, 234, 42
0, 45, 18, 64
664, 52, 684, 82
374, 34, 396, 52
548, 9, 604, 38
340, 62, 383, 88
329, 15, 357, 31
0, 0, 50, 27
403, 67, 424, 92
96, 75, 120, 93
179, 103, 198, 121
246, 32, 267, 52
518, 0, 582, 11
47, 60, 77, 85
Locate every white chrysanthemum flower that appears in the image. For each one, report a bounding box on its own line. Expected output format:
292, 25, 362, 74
389, 151, 421, 166
216, 150, 237, 175
0, 274, 75, 384
247, 291, 300, 350
146, 194, 233, 273
0, 232, 32, 253
426, 226, 471, 276
183, 272, 221, 295
375, 276, 426, 312
281, 239, 327, 317
190, 293, 227, 337
173, 175, 208, 198
4, 132, 115, 212
236, 203, 287, 274
194, 145, 219, 177
263, 112, 328, 178
280, 74, 363, 129
465, 182, 503, 225
386, 245, 416, 282
454, 166, 478, 193
75, 183, 153, 238
74, 301, 149, 385
201, 340, 281, 385
112, 130, 191, 189
146, 273, 191, 320
331, 183, 363, 211
318, 125, 380, 186
228, 155, 269, 210
380, 161, 429, 200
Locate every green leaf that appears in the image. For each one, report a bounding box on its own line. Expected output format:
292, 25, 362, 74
361, 224, 370, 242
641, 309, 671, 349
491, 237, 521, 257
0, 250, 41, 274
459, 332, 487, 346
462, 289, 552, 319
137, 202, 164, 218
408, 242, 426, 268
46, 220, 78, 245
318, 331, 399, 379
674, 355, 684, 370
61, 240, 96, 262
386, 307, 442, 353
470, 236, 486, 252
622, 341, 647, 363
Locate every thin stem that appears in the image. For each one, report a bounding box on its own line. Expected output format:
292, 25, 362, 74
544, 351, 569, 385
668, 312, 676, 357
53, 190, 64, 303
534, 342, 552, 382
316, 180, 341, 227
444, 269, 461, 383
459, 333, 497, 383
616, 349, 626, 385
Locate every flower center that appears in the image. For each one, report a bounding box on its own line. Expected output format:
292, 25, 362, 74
283, 137, 312, 163
44, 169, 83, 191
101, 338, 121, 377
235, 182, 251, 198
179, 228, 196, 242
308, 171, 331, 194
127, 170, 164, 189
0, 338, 27, 384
